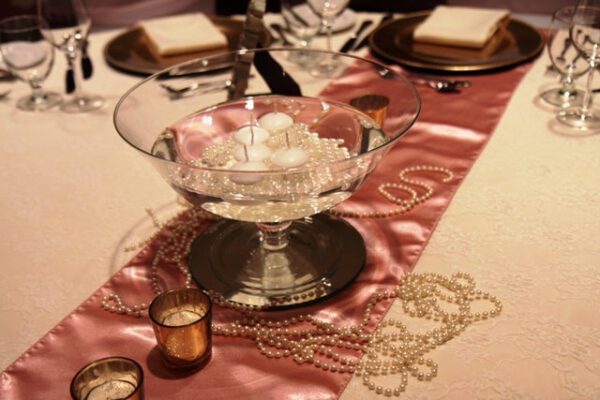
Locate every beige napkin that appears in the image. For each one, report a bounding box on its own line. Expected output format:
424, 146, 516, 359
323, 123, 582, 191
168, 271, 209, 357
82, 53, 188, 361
139, 13, 228, 57
413, 6, 510, 49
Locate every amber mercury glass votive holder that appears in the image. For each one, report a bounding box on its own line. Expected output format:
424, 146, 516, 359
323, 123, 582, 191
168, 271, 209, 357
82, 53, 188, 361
149, 288, 212, 370
70, 356, 144, 400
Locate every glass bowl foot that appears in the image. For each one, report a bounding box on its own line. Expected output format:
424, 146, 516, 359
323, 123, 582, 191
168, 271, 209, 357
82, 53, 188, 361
188, 213, 366, 309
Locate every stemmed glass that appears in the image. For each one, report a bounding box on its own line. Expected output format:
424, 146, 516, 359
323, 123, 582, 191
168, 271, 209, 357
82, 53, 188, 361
38, 0, 104, 113
557, 0, 600, 130
0, 15, 61, 111
307, 0, 350, 76
281, 0, 322, 66
541, 6, 589, 108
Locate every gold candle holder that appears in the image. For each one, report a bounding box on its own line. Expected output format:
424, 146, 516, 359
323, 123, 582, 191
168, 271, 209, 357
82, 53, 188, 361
70, 356, 144, 400
149, 288, 212, 370
350, 95, 390, 127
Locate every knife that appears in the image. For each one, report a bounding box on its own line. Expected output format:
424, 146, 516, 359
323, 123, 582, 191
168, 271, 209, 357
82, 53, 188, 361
354, 13, 394, 51
339, 19, 373, 53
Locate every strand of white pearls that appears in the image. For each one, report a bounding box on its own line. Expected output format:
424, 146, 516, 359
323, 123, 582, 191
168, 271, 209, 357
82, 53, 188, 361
211, 272, 501, 397
329, 165, 453, 219
101, 207, 217, 317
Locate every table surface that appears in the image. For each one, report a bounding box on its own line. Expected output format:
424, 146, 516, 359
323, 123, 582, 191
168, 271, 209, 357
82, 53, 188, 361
1, 12, 599, 399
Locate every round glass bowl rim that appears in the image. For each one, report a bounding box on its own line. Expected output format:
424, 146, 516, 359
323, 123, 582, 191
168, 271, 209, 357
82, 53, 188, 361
113, 47, 421, 174
0, 15, 42, 32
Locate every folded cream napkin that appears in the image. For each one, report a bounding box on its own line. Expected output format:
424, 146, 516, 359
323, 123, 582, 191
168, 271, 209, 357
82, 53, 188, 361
139, 13, 228, 57
413, 6, 510, 49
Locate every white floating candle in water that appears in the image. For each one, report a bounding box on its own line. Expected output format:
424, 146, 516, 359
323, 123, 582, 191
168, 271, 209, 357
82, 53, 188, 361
271, 147, 310, 169
258, 112, 294, 132
230, 161, 269, 184
233, 125, 269, 145
233, 144, 272, 162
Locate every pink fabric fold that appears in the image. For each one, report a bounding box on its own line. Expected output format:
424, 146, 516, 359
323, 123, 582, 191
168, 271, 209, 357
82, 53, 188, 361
1, 59, 534, 399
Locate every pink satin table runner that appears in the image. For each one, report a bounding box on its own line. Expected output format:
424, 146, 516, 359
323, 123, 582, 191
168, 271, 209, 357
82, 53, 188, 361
0, 59, 533, 399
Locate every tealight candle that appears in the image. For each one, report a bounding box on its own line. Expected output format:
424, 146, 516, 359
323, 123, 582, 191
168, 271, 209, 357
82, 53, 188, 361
271, 147, 310, 169
229, 161, 270, 184
233, 125, 269, 145
149, 289, 212, 370
70, 357, 144, 400
233, 144, 272, 162
258, 112, 294, 132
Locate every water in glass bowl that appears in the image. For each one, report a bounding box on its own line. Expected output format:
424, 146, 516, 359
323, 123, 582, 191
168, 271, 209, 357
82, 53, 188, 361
150, 95, 386, 223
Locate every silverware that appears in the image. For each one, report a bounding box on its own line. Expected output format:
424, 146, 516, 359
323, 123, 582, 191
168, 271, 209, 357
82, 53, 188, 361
339, 19, 373, 53
160, 79, 233, 98
409, 77, 471, 93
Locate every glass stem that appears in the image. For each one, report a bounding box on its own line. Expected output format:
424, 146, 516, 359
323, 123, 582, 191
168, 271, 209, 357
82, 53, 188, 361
582, 57, 597, 116
29, 82, 44, 104
66, 40, 84, 100
257, 222, 291, 251
560, 71, 575, 94
324, 17, 333, 52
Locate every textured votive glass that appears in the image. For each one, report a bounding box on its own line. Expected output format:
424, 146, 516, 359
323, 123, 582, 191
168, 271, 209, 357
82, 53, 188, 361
70, 356, 144, 400
350, 95, 390, 126
149, 288, 212, 370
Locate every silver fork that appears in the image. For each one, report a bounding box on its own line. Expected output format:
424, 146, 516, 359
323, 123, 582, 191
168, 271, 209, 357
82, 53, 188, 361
159, 78, 234, 98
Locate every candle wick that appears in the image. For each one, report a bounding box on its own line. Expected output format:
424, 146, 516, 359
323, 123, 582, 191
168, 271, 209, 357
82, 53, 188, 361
285, 131, 290, 148
244, 145, 249, 162
250, 124, 255, 145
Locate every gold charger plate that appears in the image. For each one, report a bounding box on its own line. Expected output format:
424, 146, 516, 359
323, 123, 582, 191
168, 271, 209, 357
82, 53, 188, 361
104, 16, 272, 75
369, 12, 544, 72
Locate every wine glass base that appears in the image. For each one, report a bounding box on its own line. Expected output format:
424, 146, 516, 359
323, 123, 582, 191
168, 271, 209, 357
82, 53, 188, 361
60, 94, 105, 113
310, 55, 345, 78
16, 91, 62, 112
557, 107, 600, 130
188, 213, 366, 309
287, 49, 324, 67
540, 87, 585, 108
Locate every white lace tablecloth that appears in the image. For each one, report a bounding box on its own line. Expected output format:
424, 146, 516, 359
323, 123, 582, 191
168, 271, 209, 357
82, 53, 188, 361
1, 13, 599, 399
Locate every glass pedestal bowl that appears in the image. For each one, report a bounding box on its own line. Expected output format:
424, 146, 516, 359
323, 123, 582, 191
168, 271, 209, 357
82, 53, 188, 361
114, 48, 420, 309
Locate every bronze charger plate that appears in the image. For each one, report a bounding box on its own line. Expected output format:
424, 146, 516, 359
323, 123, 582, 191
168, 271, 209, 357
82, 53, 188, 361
369, 12, 544, 72
104, 16, 272, 75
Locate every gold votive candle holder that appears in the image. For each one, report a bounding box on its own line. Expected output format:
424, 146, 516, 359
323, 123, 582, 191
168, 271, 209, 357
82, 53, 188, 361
149, 288, 212, 370
70, 356, 144, 400
350, 95, 390, 127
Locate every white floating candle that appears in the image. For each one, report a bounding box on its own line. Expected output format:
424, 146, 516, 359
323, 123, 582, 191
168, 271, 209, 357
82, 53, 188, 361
233, 144, 272, 162
233, 125, 269, 145
230, 161, 269, 184
271, 148, 310, 169
258, 112, 294, 132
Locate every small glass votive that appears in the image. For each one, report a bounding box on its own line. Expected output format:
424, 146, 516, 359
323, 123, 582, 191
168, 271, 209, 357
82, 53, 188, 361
149, 288, 212, 370
70, 356, 144, 400
350, 95, 390, 127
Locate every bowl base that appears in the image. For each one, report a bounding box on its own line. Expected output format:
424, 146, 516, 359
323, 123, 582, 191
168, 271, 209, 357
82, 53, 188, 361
188, 213, 365, 309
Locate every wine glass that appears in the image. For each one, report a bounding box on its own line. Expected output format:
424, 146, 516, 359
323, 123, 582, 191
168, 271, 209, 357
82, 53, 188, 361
557, 0, 600, 130
541, 6, 589, 108
114, 48, 420, 308
0, 15, 61, 111
281, 0, 322, 66
307, 0, 350, 77
38, 0, 104, 113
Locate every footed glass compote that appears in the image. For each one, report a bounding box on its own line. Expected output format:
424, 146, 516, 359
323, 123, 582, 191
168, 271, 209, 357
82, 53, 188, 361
114, 48, 420, 308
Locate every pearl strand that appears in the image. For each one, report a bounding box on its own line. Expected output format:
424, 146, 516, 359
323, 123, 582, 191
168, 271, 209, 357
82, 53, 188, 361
329, 165, 454, 219
212, 271, 501, 397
